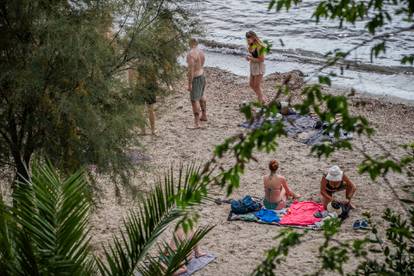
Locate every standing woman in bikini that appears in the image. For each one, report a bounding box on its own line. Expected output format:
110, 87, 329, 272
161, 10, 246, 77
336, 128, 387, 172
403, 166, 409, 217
263, 160, 301, 210
246, 31, 267, 104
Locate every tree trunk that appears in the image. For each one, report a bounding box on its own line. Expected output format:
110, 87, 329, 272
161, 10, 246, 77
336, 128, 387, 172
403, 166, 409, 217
8, 107, 35, 187
12, 153, 30, 187
8, 142, 37, 193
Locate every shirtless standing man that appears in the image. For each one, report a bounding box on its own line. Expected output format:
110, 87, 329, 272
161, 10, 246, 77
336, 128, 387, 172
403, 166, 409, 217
186, 38, 207, 128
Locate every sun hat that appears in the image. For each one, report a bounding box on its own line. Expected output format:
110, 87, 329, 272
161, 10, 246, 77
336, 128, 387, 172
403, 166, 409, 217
280, 101, 289, 108
280, 101, 289, 115
326, 165, 343, 182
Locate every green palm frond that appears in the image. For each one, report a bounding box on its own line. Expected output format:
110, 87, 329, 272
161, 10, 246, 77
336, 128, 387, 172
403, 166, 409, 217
1, 191, 44, 276
13, 229, 41, 276
0, 194, 18, 275
138, 226, 213, 276
1, 162, 212, 276
8, 163, 94, 275
97, 163, 211, 276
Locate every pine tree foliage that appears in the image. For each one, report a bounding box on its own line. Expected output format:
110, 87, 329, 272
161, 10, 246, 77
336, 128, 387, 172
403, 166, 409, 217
0, 0, 197, 183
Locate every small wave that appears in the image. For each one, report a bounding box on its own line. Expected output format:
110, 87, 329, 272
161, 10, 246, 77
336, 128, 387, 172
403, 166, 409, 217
199, 39, 414, 75
199, 39, 246, 52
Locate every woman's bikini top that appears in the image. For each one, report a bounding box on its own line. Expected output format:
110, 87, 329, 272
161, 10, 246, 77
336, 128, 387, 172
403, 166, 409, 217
324, 174, 346, 193
266, 175, 283, 194
249, 43, 260, 58
251, 48, 259, 58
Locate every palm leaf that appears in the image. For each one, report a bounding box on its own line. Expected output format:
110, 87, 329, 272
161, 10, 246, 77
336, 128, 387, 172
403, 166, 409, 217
10, 163, 94, 275
13, 230, 41, 276
0, 193, 19, 276
97, 163, 211, 276
0, 191, 43, 276
138, 226, 214, 276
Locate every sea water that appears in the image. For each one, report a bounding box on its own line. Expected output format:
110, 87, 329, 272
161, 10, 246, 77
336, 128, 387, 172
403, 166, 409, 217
183, 0, 414, 101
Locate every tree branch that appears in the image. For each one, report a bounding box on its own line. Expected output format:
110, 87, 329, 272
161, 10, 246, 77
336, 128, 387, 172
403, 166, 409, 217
109, 0, 166, 75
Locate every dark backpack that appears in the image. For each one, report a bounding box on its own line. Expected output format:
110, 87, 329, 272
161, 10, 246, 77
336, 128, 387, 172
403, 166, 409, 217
231, 195, 262, 214
331, 200, 351, 221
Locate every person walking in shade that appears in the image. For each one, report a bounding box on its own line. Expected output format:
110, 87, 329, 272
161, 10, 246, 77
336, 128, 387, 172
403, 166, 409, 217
128, 65, 157, 135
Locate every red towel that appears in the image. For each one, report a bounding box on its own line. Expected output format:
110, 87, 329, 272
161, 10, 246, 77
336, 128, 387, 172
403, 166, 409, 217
280, 201, 324, 226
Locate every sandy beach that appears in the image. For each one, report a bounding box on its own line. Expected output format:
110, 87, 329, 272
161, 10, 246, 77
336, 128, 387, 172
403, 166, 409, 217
89, 67, 414, 275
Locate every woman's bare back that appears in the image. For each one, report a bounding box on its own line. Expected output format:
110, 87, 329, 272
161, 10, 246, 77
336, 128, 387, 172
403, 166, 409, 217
264, 174, 285, 203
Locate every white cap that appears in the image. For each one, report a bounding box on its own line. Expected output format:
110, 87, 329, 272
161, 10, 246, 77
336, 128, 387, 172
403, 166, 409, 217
326, 165, 343, 182
280, 101, 289, 108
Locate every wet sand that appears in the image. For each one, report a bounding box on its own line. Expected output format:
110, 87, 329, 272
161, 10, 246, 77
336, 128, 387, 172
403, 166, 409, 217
89, 67, 414, 275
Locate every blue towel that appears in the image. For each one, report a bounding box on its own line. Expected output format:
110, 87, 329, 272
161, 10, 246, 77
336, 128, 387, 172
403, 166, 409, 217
255, 209, 280, 223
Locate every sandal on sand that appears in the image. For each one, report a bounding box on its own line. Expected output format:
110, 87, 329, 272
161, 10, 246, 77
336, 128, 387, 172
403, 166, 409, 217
314, 210, 329, 218
214, 198, 232, 205
227, 211, 234, 221
353, 219, 370, 230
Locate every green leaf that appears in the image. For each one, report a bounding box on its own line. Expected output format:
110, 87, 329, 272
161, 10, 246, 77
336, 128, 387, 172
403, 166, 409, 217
97, 164, 210, 276
401, 54, 414, 65
9, 162, 94, 275
370, 41, 386, 62
318, 75, 332, 86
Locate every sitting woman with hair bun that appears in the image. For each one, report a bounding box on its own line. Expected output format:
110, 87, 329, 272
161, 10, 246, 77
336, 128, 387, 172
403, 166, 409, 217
263, 159, 301, 210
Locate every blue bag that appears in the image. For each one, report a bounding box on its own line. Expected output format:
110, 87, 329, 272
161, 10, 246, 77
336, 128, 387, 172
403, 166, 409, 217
231, 195, 261, 214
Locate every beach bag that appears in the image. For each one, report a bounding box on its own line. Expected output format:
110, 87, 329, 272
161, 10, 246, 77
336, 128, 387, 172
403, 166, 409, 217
231, 195, 261, 214
331, 200, 351, 221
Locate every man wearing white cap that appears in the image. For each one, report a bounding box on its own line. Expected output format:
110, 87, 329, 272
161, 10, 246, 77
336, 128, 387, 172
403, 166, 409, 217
320, 165, 357, 209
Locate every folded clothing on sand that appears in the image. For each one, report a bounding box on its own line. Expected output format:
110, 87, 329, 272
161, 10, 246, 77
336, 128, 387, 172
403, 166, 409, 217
275, 208, 288, 216
255, 209, 280, 223
180, 253, 216, 276
280, 201, 325, 226
231, 195, 262, 214
236, 213, 258, 222
239, 114, 353, 145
